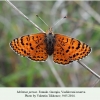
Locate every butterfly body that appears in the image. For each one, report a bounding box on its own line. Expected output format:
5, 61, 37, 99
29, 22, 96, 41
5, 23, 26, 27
10, 28, 91, 65
45, 31, 55, 55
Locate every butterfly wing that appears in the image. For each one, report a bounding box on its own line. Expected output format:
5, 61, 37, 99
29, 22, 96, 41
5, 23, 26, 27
10, 33, 48, 61
53, 34, 91, 65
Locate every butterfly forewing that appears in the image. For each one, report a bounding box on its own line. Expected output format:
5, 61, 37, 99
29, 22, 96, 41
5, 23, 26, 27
10, 33, 48, 61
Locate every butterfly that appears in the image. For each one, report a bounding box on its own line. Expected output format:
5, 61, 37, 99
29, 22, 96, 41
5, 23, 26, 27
10, 27, 91, 65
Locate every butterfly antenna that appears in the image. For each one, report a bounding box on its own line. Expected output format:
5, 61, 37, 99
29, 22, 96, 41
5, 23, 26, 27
36, 15, 48, 27
64, 16, 77, 22
51, 16, 67, 29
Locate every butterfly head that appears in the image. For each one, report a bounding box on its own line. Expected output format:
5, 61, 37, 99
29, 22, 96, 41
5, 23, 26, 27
46, 27, 54, 35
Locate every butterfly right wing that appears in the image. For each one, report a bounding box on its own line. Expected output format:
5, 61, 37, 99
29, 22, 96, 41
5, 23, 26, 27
53, 34, 91, 65
10, 33, 48, 61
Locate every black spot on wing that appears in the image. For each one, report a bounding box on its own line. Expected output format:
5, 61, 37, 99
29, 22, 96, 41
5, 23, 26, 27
30, 47, 34, 50
66, 50, 69, 53
72, 46, 74, 49
20, 37, 24, 45
76, 40, 81, 50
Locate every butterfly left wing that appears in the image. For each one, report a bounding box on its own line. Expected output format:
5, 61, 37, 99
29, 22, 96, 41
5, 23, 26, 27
53, 34, 91, 65
10, 33, 48, 61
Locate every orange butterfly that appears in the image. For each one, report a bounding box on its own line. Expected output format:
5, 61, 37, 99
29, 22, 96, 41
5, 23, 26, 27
10, 27, 91, 65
